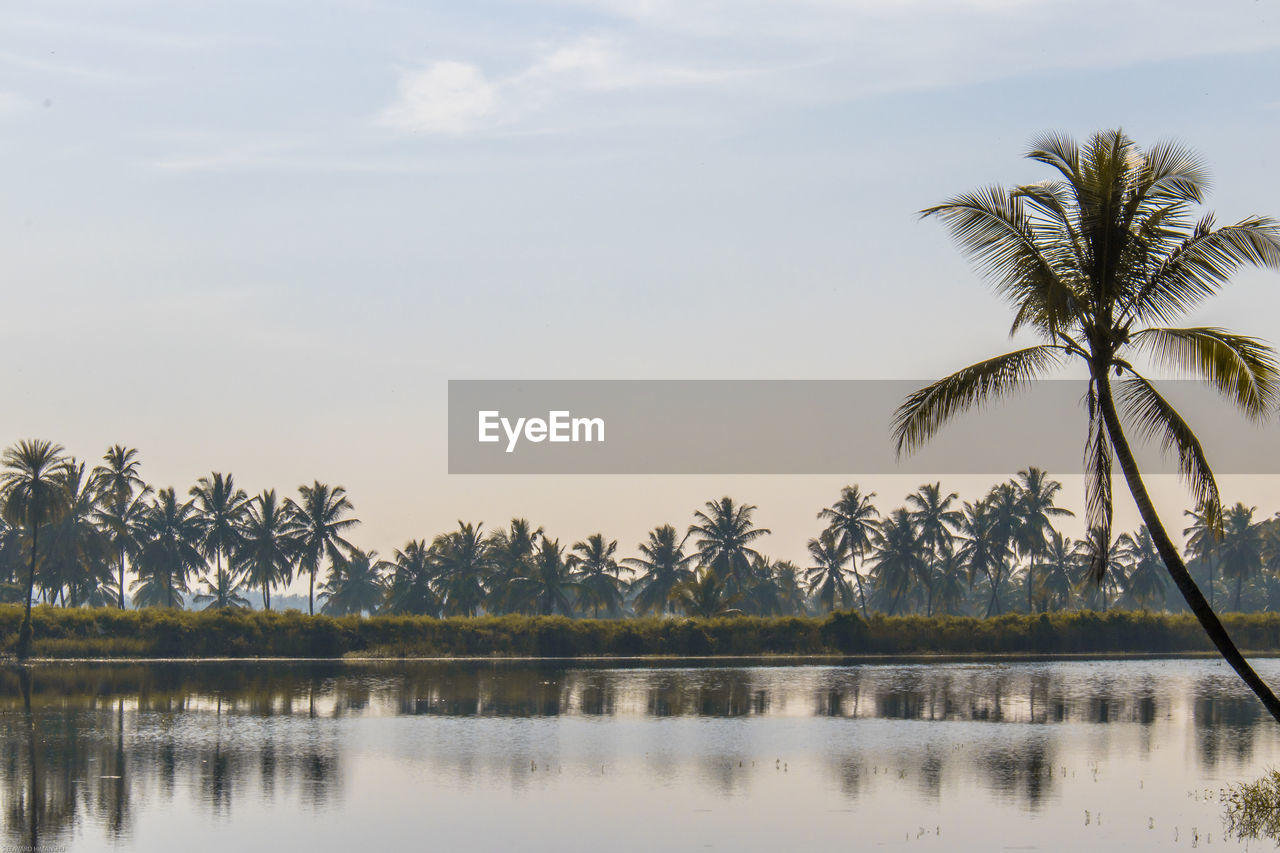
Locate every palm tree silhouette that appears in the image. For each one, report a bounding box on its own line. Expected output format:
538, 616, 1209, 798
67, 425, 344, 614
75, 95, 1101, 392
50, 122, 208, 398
92, 446, 150, 609
286, 482, 358, 616
1014, 467, 1073, 613
135, 487, 203, 608
805, 529, 853, 613
570, 533, 622, 617
238, 490, 297, 611
818, 486, 879, 618
624, 524, 696, 616
896, 130, 1280, 718
1, 439, 69, 657
688, 497, 770, 598
190, 473, 250, 610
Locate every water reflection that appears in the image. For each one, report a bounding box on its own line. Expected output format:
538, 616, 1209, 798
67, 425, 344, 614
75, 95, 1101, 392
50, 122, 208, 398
2, 658, 1279, 851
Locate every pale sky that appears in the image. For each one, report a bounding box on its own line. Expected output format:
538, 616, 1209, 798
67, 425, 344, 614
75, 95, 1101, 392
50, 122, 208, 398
4, 0, 1280, 584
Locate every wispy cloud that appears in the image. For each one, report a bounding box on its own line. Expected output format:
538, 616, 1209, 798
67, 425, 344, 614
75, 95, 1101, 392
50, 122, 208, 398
378, 35, 748, 135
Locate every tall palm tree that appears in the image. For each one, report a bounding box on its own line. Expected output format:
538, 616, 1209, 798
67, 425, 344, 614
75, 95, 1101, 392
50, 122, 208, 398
805, 529, 853, 613
895, 130, 1280, 718
818, 486, 880, 618
624, 524, 697, 616
956, 496, 1007, 616
687, 498, 770, 598
570, 533, 622, 618
134, 487, 204, 609
190, 473, 250, 610
906, 483, 962, 617
1, 440, 69, 657
1014, 467, 1073, 613
286, 482, 358, 616
92, 446, 149, 609
237, 490, 297, 611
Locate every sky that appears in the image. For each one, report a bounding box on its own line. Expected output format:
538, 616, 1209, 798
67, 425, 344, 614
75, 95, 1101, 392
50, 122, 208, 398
3, 0, 1280, 585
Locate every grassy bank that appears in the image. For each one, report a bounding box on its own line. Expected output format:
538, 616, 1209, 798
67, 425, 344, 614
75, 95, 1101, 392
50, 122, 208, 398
4, 604, 1280, 659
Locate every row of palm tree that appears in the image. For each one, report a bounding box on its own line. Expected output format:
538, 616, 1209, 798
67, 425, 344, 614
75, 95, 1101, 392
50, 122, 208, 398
7, 440, 1278, 627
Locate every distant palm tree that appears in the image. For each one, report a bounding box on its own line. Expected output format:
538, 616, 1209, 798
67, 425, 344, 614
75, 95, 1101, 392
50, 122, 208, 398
286, 482, 358, 616
1184, 502, 1224, 608
238, 490, 297, 611
818, 486, 879, 618
1073, 525, 1126, 613
805, 529, 853, 613
1036, 531, 1079, 611
1118, 527, 1170, 611
192, 567, 250, 610
486, 519, 542, 614
1218, 503, 1262, 611
1014, 467, 1073, 613
671, 567, 741, 618
92, 446, 150, 609
1, 440, 69, 657
431, 521, 491, 617
135, 487, 204, 608
907, 483, 962, 617
956, 496, 1007, 616
43, 461, 113, 607
868, 509, 923, 616
190, 473, 250, 611
384, 540, 439, 616
895, 129, 1280, 717
688, 497, 770, 598
624, 524, 696, 616
511, 537, 577, 616
320, 547, 388, 616
570, 533, 622, 618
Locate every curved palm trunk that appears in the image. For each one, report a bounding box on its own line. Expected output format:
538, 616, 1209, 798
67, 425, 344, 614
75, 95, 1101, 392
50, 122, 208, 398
1097, 374, 1280, 722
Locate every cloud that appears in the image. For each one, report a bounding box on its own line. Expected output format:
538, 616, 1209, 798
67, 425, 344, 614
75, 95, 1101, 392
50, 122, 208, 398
378, 36, 744, 136
378, 60, 500, 135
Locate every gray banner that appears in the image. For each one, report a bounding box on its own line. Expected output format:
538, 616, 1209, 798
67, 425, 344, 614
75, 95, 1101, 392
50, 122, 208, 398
447, 380, 1280, 475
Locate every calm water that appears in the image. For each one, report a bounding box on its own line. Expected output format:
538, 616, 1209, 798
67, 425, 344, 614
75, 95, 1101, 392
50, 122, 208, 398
4, 658, 1280, 852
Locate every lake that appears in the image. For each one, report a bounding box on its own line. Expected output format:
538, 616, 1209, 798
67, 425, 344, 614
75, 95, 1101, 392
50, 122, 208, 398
4, 658, 1280, 851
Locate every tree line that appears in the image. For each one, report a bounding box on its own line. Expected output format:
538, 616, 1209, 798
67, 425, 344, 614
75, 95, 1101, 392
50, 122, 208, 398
4, 439, 1279, 629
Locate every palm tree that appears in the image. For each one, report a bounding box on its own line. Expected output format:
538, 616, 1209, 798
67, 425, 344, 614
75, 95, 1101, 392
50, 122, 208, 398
624, 524, 696, 616
956, 496, 1007, 616
286, 482, 358, 616
1014, 467, 1073, 613
190, 473, 250, 610
868, 509, 923, 616
92, 446, 149, 609
570, 533, 622, 618
1, 440, 69, 657
237, 490, 296, 611
906, 483, 961, 616
431, 521, 491, 616
320, 547, 388, 616
134, 487, 204, 609
1184, 501, 1224, 608
895, 130, 1280, 718
687, 498, 770, 598
818, 486, 879, 618
1118, 527, 1170, 611
510, 537, 577, 616
1218, 503, 1262, 611
384, 540, 439, 616
1036, 531, 1079, 611
486, 519, 542, 614
671, 567, 741, 618
1073, 525, 1127, 612
805, 529, 853, 613
43, 461, 114, 607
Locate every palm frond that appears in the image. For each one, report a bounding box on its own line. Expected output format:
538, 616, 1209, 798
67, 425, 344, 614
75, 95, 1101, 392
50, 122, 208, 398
1133, 215, 1280, 322
893, 345, 1067, 455
1128, 326, 1279, 419
1114, 373, 1222, 527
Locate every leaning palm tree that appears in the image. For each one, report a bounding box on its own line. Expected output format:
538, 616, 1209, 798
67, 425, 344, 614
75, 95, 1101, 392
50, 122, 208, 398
92, 446, 150, 609
819, 486, 879, 618
623, 524, 697, 616
1, 440, 69, 657
286, 482, 359, 615
895, 129, 1280, 718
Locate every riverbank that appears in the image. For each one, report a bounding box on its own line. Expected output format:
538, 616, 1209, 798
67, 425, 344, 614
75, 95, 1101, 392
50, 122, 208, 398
4, 604, 1280, 659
